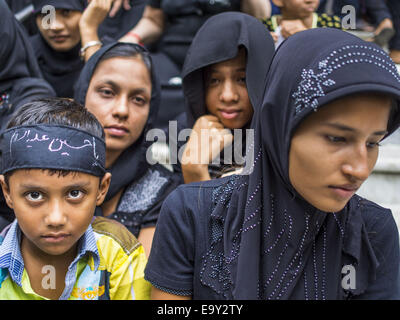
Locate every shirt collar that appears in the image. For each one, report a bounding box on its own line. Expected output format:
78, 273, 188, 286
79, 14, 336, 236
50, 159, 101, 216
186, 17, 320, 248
0, 220, 100, 287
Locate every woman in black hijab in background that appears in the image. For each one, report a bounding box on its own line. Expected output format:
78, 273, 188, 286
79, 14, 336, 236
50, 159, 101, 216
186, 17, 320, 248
30, 0, 86, 98
176, 12, 274, 183
145, 28, 400, 299
74, 42, 182, 256
0, 0, 55, 229
0, 0, 55, 129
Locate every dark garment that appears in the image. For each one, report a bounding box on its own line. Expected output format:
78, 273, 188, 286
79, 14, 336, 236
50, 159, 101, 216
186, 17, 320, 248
98, 0, 146, 41
145, 28, 400, 299
95, 164, 181, 237
5, 0, 38, 36
387, 0, 400, 50
318, 0, 392, 25
30, 34, 84, 98
169, 12, 274, 176
148, 0, 241, 68
74, 42, 182, 233
146, 181, 400, 299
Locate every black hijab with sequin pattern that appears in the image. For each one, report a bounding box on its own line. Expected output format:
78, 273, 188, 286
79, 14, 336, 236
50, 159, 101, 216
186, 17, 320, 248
74, 42, 160, 202
203, 28, 400, 299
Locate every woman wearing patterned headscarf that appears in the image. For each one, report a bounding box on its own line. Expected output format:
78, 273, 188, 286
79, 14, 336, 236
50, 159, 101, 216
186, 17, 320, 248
145, 28, 400, 299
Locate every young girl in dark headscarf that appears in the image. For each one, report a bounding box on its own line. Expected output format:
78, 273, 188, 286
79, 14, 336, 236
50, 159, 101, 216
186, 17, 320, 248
178, 12, 275, 183
30, 0, 145, 98
145, 28, 400, 299
74, 42, 182, 256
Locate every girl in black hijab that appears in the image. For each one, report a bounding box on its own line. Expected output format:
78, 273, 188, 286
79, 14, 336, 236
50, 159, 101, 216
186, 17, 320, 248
30, 0, 86, 98
0, 0, 55, 128
0, 0, 55, 228
74, 42, 182, 256
30, 0, 145, 98
178, 12, 275, 183
145, 28, 400, 299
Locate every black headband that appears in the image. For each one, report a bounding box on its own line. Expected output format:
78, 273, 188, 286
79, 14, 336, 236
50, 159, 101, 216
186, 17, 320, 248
1, 124, 106, 177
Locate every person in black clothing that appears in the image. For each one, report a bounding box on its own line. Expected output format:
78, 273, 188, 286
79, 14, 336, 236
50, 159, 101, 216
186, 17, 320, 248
74, 42, 182, 257
145, 27, 400, 300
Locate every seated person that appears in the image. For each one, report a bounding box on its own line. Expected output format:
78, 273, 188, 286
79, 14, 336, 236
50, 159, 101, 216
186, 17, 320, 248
179, 12, 275, 183
30, 0, 145, 98
0, 97, 150, 300
74, 42, 182, 257
263, 0, 342, 47
0, 0, 55, 130
144, 28, 400, 300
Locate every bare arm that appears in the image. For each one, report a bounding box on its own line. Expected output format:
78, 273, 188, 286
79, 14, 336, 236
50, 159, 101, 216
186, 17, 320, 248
119, 5, 165, 44
151, 286, 191, 300
241, 0, 271, 20
137, 226, 155, 259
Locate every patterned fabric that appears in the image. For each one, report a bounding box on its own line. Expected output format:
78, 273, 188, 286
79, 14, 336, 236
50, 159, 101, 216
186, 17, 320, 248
107, 166, 176, 237
263, 13, 342, 32
0, 217, 151, 300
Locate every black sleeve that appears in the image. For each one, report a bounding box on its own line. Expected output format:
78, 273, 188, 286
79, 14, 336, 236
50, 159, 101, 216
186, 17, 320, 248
144, 187, 195, 295
355, 207, 400, 300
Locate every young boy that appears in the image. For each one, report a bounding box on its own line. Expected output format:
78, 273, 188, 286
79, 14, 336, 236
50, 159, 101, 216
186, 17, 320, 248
263, 0, 342, 48
0, 98, 151, 300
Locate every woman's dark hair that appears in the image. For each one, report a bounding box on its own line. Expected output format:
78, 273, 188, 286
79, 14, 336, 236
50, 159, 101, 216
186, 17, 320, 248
3, 97, 105, 184
97, 43, 152, 75
6, 97, 105, 139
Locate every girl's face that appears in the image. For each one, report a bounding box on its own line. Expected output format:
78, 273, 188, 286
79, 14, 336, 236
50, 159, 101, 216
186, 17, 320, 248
204, 48, 253, 129
289, 93, 392, 212
85, 56, 152, 168
36, 9, 82, 52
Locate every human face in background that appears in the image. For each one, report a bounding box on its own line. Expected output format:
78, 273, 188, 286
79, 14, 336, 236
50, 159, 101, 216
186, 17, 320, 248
36, 9, 82, 52
85, 56, 152, 168
0, 170, 110, 258
289, 93, 392, 213
205, 48, 253, 129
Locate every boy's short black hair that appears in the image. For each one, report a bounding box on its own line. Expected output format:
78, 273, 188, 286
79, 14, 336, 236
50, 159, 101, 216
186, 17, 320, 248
7, 97, 104, 138
3, 97, 105, 184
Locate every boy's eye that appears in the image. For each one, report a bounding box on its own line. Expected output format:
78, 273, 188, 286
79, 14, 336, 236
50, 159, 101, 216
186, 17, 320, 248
68, 190, 84, 199
26, 192, 43, 202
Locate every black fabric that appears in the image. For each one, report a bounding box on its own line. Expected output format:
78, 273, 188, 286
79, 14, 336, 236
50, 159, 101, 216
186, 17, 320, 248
97, 0, 146, 41
174, 12, 275, 176
30, 34, 84, 98
145, 28, 400, 299
0, 0, 55, 129
74, 42, 161, 201
1, 124, 106, 177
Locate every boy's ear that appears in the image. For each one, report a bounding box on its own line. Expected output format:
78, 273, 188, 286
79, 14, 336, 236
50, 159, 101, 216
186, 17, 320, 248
96, 172, 111, 206
272, 0, 283, 8
0, 175, 13, 209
